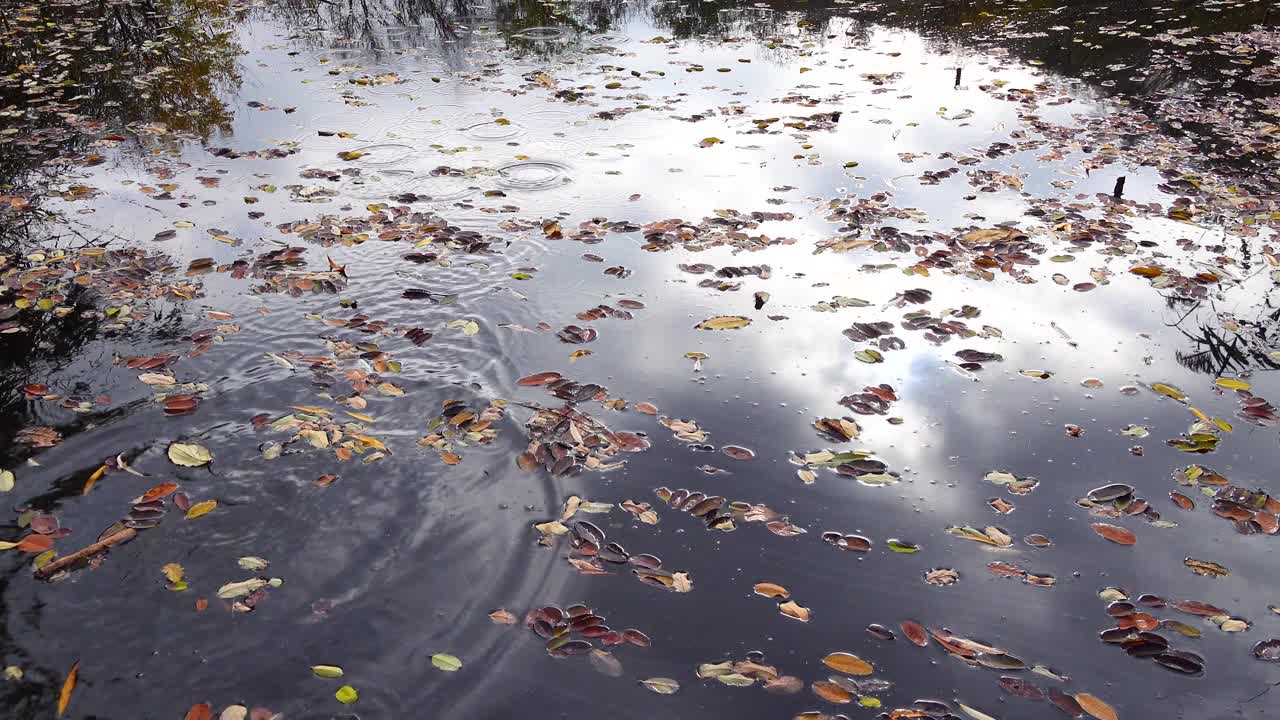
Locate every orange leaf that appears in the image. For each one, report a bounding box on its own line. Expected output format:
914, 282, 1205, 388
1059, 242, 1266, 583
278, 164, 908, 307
1075, 693, 1119, 720
184, 703, 213, 720
139, 482, 179, 503
57, 661, 78, 717
16, 534, 53, 553
821, 652, 873, 676
752, 582, 789, 599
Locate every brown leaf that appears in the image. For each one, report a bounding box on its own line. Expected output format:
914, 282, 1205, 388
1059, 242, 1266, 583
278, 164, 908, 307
184, 703, 213, 720
488, 609, 517, 624
901, 620, 929, 647
1183, 558, 1229, 577
1091, 523, 1136, 545
517, 371, 562, 386
811, 680, 853, 704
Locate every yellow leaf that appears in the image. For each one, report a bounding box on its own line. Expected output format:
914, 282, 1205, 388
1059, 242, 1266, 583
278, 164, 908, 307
162, 562, 185, 584
185, 500, 217, 519
1215, 377, 1251, 391
349, 433, 387, 451
344, 411, 375, 422
57, 661, 78, 718
81, 464, 107, 495
1151, 383, 1186, 401
695, 315, 751, 330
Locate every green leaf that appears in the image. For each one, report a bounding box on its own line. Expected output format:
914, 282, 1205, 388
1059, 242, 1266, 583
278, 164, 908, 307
311, 665, 344, 678
886, 539, 920, 553
335, 685, 358, 704
431, 653, 463, 672
167, 442, 212, 467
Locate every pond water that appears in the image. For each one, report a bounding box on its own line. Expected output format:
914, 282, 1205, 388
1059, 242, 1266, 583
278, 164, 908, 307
2, 1, 1280, 718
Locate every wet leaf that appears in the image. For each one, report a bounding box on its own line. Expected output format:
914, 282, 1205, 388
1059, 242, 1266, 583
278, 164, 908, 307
589, 649, 623, 677
0, 469, 13, 493
217, 579, 268, 599
822, 652, 873, 676
1215, 377, 1250, 391
431, 653, 463, 671
518, 372, 561, 386
184, 704, 212, 720
779, 600, 811, 622
488, 609, 517, 624
1091, 523, 1136, 545
1183, 558, 1229, 577
168, 442, 212, 467
696, 315, 751, 330
1151, 383, 1186, 401
812, 680, 853, 704
186, 500, 217, 519
901, 621, 929, 647
754, 582, 790, 598
335, 685, 358, 704
1074, 693, 1118, 720
311, 665, 344, 678
641, 677, 680, 694
57, 661, 78, 718
887, 539, 919, 553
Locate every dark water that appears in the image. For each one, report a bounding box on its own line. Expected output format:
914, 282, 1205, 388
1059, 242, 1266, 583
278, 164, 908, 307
2, 1, 1280, 718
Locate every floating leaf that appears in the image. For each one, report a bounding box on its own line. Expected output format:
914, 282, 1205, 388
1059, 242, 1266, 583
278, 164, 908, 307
696, 315, 751, 330
0, 469, 13, 493
1215, 377, 1250, 391
854, 349, 883, 363
335, 685, 358, 704
488, 609, 517, 624
431, 653, 463, 672
184, 703, 212, 720
812, 680, 853, 704
754, 582, 790, 599
1091, 523, 1135, 545
1183, 558, 1229, 577
779, 600, 811, 622
886, 539, 919, 553
1075, 693, 1118, 720
517, 372, 561, 386
822, 652, 873, 676
168, 443, 212, 467
641, 677, 680, 694
901, 621, 929, 647
312, 665, 344, 678
186, 500, 217, 519
1151, 383, 1186, 401
57, 661, 78, 718
238, 556, 270, 571
217, 578, 268, 599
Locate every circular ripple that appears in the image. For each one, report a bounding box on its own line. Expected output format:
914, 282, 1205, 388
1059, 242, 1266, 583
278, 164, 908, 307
397, 173, 483, 202
511, 26, 571, 41
458, 118, 525, 141
496, 160, 572, 191
589, 34, 632, 46
344, 143, 416, 166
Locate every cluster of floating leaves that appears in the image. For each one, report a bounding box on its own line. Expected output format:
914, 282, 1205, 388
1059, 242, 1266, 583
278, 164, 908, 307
521, 602, 650, 669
